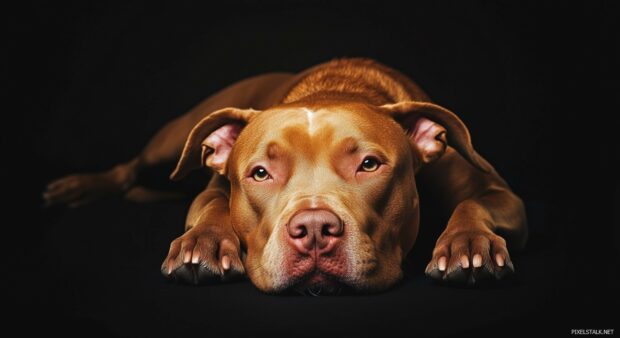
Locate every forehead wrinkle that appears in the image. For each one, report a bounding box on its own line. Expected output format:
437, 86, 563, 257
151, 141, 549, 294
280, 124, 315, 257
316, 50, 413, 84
267, 142, 284, 160
338, 137, 359, 154
333, 135, 387, 155
358, 141, 391, 161
280, 123, 337, 163
282, 125, 313, 160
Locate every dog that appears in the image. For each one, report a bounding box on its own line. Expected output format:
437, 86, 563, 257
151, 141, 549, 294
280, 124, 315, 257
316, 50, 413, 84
43, 58, 527, 293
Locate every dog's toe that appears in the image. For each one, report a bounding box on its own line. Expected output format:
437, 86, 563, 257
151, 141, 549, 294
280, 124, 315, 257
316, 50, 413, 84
426, 230, 515, 286
161, 228, 245, 285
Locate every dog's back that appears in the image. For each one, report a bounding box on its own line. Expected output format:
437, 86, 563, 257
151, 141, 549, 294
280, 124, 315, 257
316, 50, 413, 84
283, 58, 430, 105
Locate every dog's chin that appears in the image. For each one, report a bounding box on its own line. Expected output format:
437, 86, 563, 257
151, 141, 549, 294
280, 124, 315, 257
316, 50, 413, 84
290, 272, 349, 296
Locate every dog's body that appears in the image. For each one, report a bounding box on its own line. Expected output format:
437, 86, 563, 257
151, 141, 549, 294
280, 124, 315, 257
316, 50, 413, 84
44, 58, 527, 293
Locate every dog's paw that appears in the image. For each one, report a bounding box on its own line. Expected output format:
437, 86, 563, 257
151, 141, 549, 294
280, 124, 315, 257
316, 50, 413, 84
424, 228, 514, 285
161, 227, 245, 284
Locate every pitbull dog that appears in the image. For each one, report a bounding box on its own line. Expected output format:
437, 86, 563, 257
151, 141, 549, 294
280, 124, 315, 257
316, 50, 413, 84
43, 58, 527, 293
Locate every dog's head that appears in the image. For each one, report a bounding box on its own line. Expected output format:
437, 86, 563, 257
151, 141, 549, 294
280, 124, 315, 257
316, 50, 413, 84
171, 100, 488, 293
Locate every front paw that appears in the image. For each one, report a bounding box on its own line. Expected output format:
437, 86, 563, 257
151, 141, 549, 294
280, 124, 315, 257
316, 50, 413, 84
425, 229, 514, 285
161, 227, 245, 284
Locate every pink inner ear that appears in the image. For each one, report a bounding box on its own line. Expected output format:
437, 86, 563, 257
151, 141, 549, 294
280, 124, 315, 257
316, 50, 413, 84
409, 117, 447, 163
202, 123, 243, 173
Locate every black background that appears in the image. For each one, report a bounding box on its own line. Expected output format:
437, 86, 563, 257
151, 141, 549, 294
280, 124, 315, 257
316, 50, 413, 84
6, 1, 617, 337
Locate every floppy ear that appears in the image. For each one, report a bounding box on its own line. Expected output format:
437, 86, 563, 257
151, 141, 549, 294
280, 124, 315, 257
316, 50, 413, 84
381, 101, 491, 172
170, 107, 260, 180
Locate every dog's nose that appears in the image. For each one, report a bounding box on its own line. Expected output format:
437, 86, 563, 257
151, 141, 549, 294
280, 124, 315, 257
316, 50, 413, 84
287, 210, 343, 252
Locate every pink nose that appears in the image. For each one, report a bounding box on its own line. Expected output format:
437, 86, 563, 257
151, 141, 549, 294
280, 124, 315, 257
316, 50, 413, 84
287, 210, 344, 252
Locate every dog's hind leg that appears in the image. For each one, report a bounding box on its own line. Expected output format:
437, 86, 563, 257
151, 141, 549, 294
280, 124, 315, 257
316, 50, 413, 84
42, 73, 295, 208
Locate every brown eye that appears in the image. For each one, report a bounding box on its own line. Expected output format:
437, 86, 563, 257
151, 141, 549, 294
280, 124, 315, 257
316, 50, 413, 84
252, 167, 270, 181
359, 157, 380, 172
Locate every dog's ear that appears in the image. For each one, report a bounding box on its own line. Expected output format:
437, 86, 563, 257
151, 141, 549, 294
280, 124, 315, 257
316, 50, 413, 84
170, 107, 260, 180
381, 101, 491, 172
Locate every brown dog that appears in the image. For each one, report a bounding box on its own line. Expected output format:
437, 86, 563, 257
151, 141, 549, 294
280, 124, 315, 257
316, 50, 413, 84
43, 58, 527, 293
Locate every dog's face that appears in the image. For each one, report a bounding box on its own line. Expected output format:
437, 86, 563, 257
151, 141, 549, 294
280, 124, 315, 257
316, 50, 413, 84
228, 102, 418, 293
171, 100, 486, 293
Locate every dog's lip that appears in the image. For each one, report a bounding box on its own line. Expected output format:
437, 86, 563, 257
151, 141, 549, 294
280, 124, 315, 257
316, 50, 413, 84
291, 271, 346, 296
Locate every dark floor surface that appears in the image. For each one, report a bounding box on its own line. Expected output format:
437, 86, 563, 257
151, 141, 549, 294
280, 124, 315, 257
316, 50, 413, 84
7, 195, 612, 337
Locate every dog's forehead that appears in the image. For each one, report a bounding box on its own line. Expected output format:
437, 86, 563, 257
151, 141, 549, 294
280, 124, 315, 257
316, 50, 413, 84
253, 104, 380, 141
245, 107, 360, 158
232, 104, 402, 171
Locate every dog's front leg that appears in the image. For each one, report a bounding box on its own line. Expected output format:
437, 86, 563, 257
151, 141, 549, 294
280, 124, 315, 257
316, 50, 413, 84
420, 148, 528, 285
161, 174, 244, 284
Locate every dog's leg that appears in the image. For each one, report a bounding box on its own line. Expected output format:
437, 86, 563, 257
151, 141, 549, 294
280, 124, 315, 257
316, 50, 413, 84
43, 73, 295, 208
43, 104, 226, 208
42, 112, 196, 208
43, 158, 142, 208
160, 174, 244, 284
419, 148, 527, 285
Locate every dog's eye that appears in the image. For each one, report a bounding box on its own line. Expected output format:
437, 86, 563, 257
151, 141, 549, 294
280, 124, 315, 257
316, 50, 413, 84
251, 167, 271, 181
359, 157, 380, 172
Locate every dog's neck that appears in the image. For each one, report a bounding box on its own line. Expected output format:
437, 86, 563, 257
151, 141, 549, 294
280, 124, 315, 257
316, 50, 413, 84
282, 58, 417, 106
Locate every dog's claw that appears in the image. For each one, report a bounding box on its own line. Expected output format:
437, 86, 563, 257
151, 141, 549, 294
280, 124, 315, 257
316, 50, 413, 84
472, 254, 482, 268
161, 228, 244, 285
437, 256, 447, 271
495, 253, 505, 267
426, 229, 514, 286
221, 256, 231, 270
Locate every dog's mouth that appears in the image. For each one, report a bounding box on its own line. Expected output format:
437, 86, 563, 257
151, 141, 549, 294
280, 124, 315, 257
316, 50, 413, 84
290, 272, 349, 296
